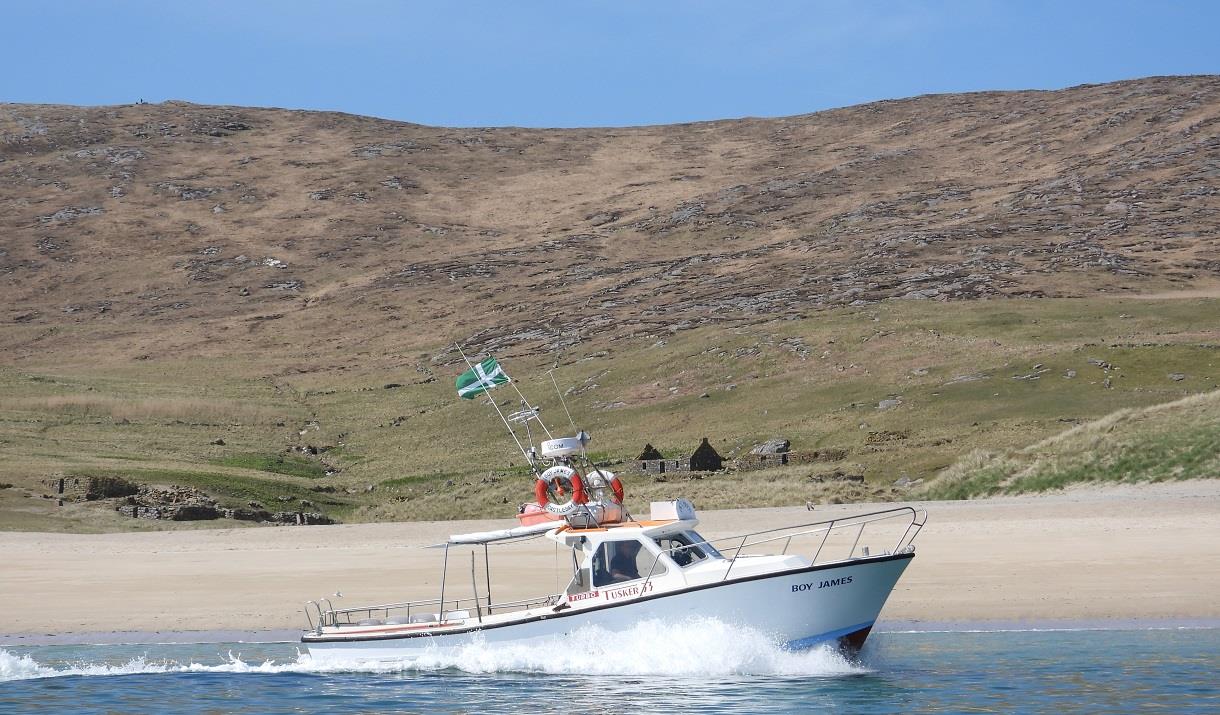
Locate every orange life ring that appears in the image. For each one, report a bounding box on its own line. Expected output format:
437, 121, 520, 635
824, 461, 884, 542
536, 465, 586, 513
610, 475, 625, 504
569, 471, 587, 504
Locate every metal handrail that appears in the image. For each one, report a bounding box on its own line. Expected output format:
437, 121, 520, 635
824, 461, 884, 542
712, 506, 924, 560
636, 506, 924, 592
304, 601, 316, 631
324, 595, 479, 616
311, 591, 560, 629
729, 506, 923, 547
485, 594, 557, 613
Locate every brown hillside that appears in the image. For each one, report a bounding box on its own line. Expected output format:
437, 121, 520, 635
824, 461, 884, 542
2, 76, 1219, 372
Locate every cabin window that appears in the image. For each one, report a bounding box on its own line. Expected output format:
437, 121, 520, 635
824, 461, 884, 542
592, 539, 666, 587
566, 547, 592, 595
566, 566, 592, 595
685, 530, 722, 559
658, 531, 718, 567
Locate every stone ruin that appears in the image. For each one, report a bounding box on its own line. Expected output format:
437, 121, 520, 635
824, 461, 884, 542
46, 475, 138, 501
735, 447, 848, 471
689, 438, 724, 472
636, 443, 664, 461
43, 475, 334, 525
627, 437, 847, 475
631, 437, 723, 474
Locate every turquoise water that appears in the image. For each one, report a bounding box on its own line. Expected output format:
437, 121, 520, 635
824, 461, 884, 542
1, 625, 1217, 714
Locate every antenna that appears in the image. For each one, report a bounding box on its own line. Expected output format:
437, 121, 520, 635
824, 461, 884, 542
515, 399, 537, 458
543, 368, 632, 521
507, 378, 555, 441
549, 370, 595, 470
548, 369, 579, 433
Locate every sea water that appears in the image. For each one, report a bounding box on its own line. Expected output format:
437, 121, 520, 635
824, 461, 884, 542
1, 620, 1216, 714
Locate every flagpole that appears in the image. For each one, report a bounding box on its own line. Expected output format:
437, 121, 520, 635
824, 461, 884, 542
455, 342, 540, 476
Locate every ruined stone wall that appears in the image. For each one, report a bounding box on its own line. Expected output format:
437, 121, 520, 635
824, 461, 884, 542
631, 459, 689, 475
733, 449, 848, 472
42, 475, 334, 524
42, 476, 139, 500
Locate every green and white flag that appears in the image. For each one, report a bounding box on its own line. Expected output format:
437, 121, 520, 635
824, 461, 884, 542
456, 357, 510, 399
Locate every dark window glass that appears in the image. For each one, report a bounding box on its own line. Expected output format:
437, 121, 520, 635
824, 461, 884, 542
592, 540, 665, 586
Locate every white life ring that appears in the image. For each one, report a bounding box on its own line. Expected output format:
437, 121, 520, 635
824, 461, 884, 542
536, 465, 586, 515
584, 468, 625, 504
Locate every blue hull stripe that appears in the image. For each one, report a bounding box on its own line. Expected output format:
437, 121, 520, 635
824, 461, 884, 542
783, 621, 874, 650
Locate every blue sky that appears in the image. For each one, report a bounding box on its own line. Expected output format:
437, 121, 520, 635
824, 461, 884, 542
5, 1, 1218, 127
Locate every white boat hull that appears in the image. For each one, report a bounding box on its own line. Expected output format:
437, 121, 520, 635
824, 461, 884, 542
304, 553, 912, 664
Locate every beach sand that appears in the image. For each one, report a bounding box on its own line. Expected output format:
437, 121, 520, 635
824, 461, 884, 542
1, 481, 1216, 641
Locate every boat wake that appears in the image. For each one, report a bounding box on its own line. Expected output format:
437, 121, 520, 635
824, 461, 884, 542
0, 618, 870, 682
413, 617, 871, 676
0, 649, 304, 681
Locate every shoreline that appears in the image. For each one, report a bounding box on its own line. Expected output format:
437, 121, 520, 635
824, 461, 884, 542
5, 618, 1220, 648
1, 480, 1217, 639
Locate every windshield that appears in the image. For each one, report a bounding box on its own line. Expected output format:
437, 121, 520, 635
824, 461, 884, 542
657, 531, 721, 567
686, 531, 722, 559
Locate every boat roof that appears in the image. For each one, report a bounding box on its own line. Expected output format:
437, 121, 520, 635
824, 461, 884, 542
444, 519, 559, 546
550, 518, 699, 542
443, 517, 700, 547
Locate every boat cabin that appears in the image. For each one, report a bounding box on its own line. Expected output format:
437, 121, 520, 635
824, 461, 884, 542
556, 519, 721, 600
548, 505, 808, 608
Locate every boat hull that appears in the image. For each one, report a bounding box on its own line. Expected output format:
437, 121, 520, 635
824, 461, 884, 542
304, 552, 912, 663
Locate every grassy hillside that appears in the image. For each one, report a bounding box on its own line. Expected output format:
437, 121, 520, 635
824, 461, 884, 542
922, 389, 1220, 500
2, 295, 1215, 530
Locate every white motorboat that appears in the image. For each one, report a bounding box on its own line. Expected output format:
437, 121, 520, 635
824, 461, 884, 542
301, 355, 925, 663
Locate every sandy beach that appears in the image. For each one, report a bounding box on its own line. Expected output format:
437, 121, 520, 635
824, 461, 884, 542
1, 481, 1217, 643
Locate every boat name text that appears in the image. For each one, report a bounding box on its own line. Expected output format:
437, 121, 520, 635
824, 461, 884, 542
792, 576, 853, 592
605, 582, 655, 601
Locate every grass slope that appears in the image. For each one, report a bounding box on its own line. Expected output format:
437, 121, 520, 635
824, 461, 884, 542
1, 295, 1217, 530
922, 390, 1220, 499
